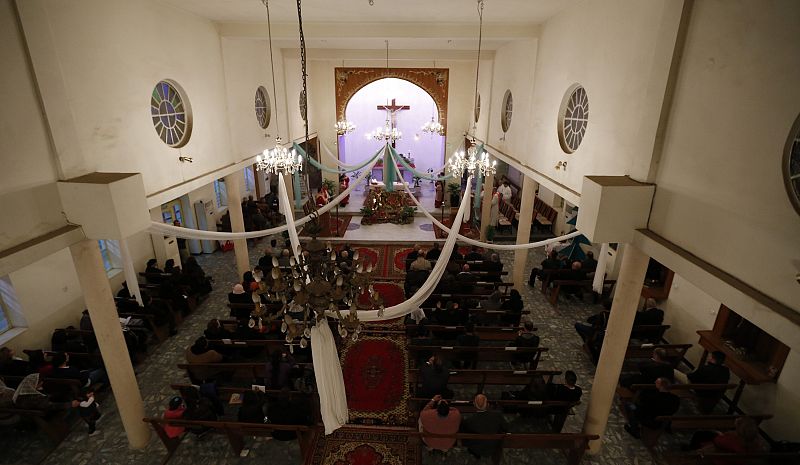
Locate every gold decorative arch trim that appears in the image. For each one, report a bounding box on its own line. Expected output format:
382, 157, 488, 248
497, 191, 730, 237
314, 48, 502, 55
334, 67, 449, 135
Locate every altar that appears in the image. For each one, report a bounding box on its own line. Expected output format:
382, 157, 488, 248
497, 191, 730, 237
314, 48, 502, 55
372, 154, 415, 184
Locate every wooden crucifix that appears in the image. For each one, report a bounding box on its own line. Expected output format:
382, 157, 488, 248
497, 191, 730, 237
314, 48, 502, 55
377, 98, 410, 147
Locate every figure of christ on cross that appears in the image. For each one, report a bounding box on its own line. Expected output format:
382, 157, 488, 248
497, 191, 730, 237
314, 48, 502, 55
377, 98, 410, 148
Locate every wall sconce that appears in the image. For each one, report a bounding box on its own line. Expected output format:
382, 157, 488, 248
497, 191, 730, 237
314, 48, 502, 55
179, 156, 194, 163
555, 161, 567, 170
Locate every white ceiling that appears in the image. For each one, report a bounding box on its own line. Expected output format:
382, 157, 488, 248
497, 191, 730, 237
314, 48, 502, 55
160, 0, 575, 24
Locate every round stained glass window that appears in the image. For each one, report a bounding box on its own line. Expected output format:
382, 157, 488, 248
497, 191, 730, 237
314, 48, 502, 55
299, 90, 308, 122
501, 90, 513, 132
784, 113, 800, 214
255, 86, 271, 129
150, 80, 192, 148
474, 93, 481, 123
558, 84, 589, 153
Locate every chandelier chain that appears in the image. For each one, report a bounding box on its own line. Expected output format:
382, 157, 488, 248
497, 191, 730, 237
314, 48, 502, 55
262, 0, 280, 140
296, 0, 317, 213
473, 0, 484, 126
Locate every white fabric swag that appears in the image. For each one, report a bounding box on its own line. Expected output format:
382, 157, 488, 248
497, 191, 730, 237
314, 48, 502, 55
147, 156, 379, 241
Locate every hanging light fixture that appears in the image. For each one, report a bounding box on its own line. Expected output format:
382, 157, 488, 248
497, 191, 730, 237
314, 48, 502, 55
421, 117, 445, 136
369, 118, 402, 142
448, 145, 496, 177
255, 0, 298, 174
468, 0, 485, 139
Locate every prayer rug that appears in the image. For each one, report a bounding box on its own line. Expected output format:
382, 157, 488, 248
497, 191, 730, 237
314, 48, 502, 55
307, 428, 419, 465
340, 334, 410, 426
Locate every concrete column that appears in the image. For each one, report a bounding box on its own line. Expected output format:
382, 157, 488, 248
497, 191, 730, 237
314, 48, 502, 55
149, 207, 169, 266
583, 243, 649, 454
479, 171, 495, 241
69, 239, 150, 449
511, 175, 536, 288
223, 173, 250, 280
283, 171, 294, 208
119, 237, 142, 306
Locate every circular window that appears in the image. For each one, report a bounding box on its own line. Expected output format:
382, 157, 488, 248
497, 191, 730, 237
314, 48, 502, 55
474, 93, 481, 123
783, 113, 800, 214
150, 80, 192, 148
558, 84, 589, 153
500, 90, 513, 132
255, 86, 271, 129
299, 90, 308, 122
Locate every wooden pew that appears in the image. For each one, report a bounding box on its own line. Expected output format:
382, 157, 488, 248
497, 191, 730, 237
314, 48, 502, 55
0, 375, 83, 399
176, 362, 313, 385
143, 417, 313, 464
0, 407, 71, 443
406, 324, 535, 342
617, 383, 738, 414
623, 343, 693, 369
416, 431, 597, 465
169, 383, 321, 424
408, 397, 580, 433
664, 451, 800, 465
634, 414, 773, 449
408, 369, 560, 393
408, 345, 548, 369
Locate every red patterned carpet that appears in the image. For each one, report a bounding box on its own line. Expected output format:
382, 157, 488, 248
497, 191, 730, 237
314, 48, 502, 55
307, 428, 419, 465
357, 282, 405, 308
340, 335, 410, 426
300, 215, 352, 237
432, 218, 480, 240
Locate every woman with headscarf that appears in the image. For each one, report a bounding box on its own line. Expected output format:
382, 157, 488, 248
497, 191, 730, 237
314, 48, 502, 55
13, 374, 77, 413
183, 257, 212, 295
501, 289, 524, 326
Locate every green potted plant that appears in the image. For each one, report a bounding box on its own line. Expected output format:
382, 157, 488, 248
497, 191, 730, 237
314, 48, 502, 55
447, 183, 462, 207
322, 178, 337, 195
399, 206, 417, 224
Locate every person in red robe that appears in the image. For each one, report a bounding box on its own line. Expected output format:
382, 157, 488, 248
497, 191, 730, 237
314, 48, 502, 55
339, 174, 350, 206
315, 185, 330, 207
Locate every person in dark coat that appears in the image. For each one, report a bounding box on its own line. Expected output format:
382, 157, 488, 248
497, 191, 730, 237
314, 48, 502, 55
264, 350, 297, 389
460, 394, 507, 458
237, 390, 266, 423
500, 289, 524, 326
455, 323, 480, 369
267, 390, 312, 440
623, 377, 680, 438
419, 356, 452, 398
634, 298, 665, 326
621, 348, 674, 388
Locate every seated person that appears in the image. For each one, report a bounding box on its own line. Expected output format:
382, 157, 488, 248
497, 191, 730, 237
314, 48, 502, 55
0, 347, 30, 377
479, 291, 503, 311
184, 336, 224, 383
419, 356, 452, 399
687, 416, 768, 456
267, 389, 312, 440
180, 386, 217, 435
502, 374, 548, 402
621, 348, 674, 388
425, 243, 442, 261
464, 246, 484, 261
12, 373, 78, 413
500, 289, 524, 326
49, 352, 107, 389
228, 283, 252, 305
145, 258, 163, 277
455, 323, 480, 369
510, 321, 540, 366
237, 390, 266, 423
163, 396, 186, 438
561, 261, 587, 296
634, 298, 665, 326
163, 258, 180, 274
183, 257, 212, 295
141, 291, 177, 335
582, 251, 598, 272
528, 251, 562, 286
460, 394, 507, 458
204, 319, 232, 340
623, 377, 680, 438
409, 253, 432, 272
264, 349, 297, 390
419, 395, 461, 452
484, 254, 503, 280
547, 370, 583, 402
574, 311, 609, 343
676, 351, 730, 405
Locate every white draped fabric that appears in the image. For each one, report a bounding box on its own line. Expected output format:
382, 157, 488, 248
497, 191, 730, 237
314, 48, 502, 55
278, 173, 302, 261
310, 322, 349, 434
390, 159, 583, 250
146, 157, 379, 240
330, 175, 473, 323
592, 243, 609, 293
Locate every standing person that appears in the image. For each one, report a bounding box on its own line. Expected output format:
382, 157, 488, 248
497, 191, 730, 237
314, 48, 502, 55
496, 179, 512, 201
77, 389, 102, 436
339, 174, 350, 206
264, 350, 297, 389
419, 395, 461, 452
460, 394, 507, 459
173, 220, 189, 265
434, 177, 445, 208
488, 190, 499, 240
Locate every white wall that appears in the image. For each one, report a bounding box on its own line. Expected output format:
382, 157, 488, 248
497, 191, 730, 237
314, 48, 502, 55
221, 38, 290, 162
19, 0, 236, 194
649, 0, 800, 311
497, 0, 682, 196
663, 274, 800, 440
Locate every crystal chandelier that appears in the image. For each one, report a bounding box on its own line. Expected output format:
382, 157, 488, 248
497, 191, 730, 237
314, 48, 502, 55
421, 116, 445, 136
368, 119, 402, 142
448, 145, 496, 177
335, 120, 356, 136
255, 139, 303, 174
253, 237, 383, 347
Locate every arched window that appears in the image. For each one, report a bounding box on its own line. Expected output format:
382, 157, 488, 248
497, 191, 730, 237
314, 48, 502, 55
150, 80, 192, 147
255, 86, 271, 129
500, 90, 513, 132
784, 113, 800, 214
558, 84, 589, 153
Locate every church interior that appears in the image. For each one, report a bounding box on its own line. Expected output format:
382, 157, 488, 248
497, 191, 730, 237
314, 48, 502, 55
1, 0, 799, 464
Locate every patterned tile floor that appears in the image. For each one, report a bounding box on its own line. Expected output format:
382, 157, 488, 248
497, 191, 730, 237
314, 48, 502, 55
1, 237, 696, 465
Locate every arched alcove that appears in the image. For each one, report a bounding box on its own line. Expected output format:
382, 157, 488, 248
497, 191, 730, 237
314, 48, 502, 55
341, 78, 445, 175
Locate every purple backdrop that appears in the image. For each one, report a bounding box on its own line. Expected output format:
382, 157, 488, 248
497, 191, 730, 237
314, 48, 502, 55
339, 78, 445, 177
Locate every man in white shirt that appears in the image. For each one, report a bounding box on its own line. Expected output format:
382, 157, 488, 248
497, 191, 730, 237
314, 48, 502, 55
497, 179, 512, 201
